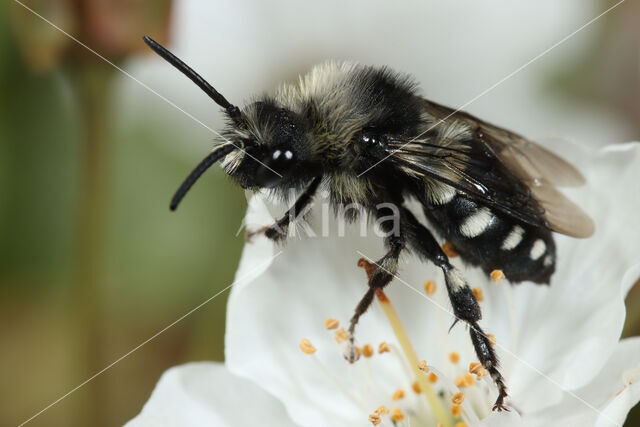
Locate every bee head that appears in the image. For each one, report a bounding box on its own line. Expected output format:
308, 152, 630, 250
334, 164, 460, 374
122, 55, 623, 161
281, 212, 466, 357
222, 99, 316, 190
141, 36, 318, 210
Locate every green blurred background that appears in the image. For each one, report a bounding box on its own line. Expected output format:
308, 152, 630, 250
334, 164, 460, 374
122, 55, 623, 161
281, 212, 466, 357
1, 0, 639, 426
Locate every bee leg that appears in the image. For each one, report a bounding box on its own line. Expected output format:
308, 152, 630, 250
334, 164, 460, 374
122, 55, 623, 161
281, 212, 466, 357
347, 205, 405, 362
401, 207, 509, 412
245, 177, 320, 242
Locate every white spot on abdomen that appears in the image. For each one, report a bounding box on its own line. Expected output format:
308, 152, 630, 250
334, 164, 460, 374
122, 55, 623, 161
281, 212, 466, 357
459, 207, 493, 238
543, 255, 554, 267
530, 239, 546, 260
501, 225, 525, 250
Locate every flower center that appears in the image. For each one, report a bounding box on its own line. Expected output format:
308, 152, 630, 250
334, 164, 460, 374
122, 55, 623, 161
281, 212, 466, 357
297, 262, 499, 427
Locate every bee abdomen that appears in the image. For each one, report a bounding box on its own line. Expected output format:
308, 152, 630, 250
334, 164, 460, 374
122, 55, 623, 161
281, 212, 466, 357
423, 193, 556, 284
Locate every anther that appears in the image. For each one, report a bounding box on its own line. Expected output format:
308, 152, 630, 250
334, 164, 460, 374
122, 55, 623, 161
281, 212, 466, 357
449, 351, 460, 364
451, 392, 465, 405
469, 362, 482, 374
418, 360, 429, 373
456, 423, 468, 427
335, 328, 349, 343
299, 338, 316, 355
392, 389, 405, 401
368, 413, 381, 426
476, 368, 489, 380
428, 372, 439, 383
361, 344, 374, 358
442, 242, 459, 257
424, 280, 437, 296
378, 341, 390, 354
472, 287, 484, 302
324, 318, 339, 330
455, 373, 475, 388
487, 334, 497, 346
490, 269, 505, 284
451, 404, 462, 417
391, 408, 405, 422
375, 406, 389, 415
411, 381, 421, 394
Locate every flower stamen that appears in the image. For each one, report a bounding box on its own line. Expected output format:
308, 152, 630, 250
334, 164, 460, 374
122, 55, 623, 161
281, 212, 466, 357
299, 338, 317, 355
451, 392, 465, 405
392, 389, 406, 400
424, 280, 437, 296
334, 328, 349, 344
391, 407, 405, 422
490, 269, 505, 284
374, 289, 452, 427
324, 318, 340, 330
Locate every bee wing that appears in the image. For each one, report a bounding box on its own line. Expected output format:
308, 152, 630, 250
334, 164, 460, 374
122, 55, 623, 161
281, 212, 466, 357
386, 100, 594, 237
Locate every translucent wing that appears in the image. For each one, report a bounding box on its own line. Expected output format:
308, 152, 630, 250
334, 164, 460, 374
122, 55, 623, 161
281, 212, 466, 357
386, 100, 594, 237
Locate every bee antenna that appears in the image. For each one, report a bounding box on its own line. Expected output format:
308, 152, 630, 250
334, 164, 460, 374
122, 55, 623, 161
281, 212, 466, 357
142, 36, 242, 122
170, 144, 237, 211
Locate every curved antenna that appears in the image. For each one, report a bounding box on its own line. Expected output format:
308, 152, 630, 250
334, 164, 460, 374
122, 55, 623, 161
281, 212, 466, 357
142, 36, 242, 122
170, 144, 237, 211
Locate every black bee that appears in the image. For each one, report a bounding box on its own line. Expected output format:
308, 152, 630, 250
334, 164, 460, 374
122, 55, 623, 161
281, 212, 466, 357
143, 36, 594, 411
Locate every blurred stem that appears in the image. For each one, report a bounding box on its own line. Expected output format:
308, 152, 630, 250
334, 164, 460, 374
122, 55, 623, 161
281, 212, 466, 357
70, 62, 114, 427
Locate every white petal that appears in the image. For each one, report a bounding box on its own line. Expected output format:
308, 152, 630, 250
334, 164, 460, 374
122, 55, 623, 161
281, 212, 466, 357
496, 143, 640, 411
225, 143, 640, 424
521, 337, 640, 427
125, 362, 297, 427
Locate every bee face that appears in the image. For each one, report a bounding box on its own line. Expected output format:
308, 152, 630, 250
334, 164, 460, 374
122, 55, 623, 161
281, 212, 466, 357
222, 100, 317, 190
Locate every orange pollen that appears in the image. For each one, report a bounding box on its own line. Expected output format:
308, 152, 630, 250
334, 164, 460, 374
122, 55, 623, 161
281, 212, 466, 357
418, 360, 429, 373
412, 381, 421, 394
457, 373, 475, 388
299, 338, 316, 355
476, 367, 489, 379
378, 341, 390, 354
490, 269, 505, 284
442, 242, 459, 257
377, 406, 389, 415
424, 280, 437, 296
361, 344, 374, 358
334, 328, 349, 344
392, 389, 405, 401
449, 351, 460, 364
451, 404, 462, 417
375, 405, 389, 415
472, 287, 484, 302
469, 362, 482, 374
391, 408, 405, 422
428, 372, 439, 383
368, 413, 381, 426
455, 423, 469, 427
324, 318, 339, 330
487, 334, 497, 346
451, 392, 465, 405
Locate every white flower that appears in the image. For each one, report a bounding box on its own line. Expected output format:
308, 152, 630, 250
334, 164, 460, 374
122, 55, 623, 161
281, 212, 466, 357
127, 142, 640, 427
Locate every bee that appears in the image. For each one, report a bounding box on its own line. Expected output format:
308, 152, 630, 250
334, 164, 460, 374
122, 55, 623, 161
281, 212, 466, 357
143, 36, 594, 411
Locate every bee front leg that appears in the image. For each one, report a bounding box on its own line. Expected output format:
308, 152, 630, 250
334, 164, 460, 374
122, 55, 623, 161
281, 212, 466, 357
245, 177, 321, 243
401, 207, 509, 411
347, 205, 405, 362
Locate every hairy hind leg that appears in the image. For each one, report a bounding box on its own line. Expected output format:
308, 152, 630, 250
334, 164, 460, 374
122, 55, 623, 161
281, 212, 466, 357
401, 207, 509, 411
